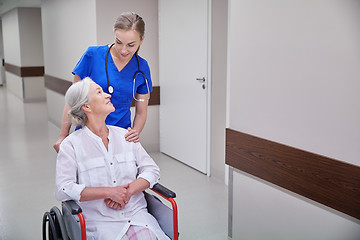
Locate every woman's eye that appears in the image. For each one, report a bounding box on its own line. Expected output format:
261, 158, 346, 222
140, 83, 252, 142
128, 44, 135, 47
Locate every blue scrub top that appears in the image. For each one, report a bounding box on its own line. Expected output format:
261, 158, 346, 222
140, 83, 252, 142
72, 45, 152, 129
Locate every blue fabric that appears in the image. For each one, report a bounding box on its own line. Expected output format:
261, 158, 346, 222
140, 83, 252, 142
72, 45, 152, 129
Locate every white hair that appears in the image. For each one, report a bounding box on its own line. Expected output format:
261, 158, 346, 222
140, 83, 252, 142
65, 77, 93, 126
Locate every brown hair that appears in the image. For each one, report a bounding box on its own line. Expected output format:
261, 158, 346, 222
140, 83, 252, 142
114, 12, 145, 40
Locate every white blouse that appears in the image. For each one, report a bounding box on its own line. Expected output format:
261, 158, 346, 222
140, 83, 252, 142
55, 126, 169, 240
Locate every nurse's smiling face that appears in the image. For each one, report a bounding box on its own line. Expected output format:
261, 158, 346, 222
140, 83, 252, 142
113, 29, 144, 63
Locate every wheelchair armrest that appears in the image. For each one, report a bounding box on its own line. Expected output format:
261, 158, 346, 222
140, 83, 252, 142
62, 200, 82, 215
151, 183, 176, 198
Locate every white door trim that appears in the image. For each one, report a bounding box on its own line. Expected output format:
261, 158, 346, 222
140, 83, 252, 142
225, 0, 232, 185
206, 0, 212, 177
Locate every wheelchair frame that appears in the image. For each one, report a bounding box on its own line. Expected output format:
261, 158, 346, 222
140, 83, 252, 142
43, 183, 178, 240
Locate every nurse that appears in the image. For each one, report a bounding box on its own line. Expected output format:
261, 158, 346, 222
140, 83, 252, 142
54, 12, 151, 152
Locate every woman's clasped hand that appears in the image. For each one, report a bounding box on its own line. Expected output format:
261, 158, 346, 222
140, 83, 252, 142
104, 184, 130, 210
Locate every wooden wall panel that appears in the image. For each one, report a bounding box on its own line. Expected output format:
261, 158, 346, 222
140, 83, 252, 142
44, 74, 160, 106
226, 128, 360, 219
44, 74, 72, 95
4, 63, 44, 77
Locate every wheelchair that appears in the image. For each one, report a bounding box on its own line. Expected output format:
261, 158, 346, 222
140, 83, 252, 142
42, 183, 178, 240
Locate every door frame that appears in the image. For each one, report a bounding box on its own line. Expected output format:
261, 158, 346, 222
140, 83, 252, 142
206, 0, 212, 176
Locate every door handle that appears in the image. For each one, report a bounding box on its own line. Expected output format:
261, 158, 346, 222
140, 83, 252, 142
196, 77, 205, 82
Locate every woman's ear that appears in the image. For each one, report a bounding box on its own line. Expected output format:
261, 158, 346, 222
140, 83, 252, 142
140, 35, 145, 45
81, 104, 91, 113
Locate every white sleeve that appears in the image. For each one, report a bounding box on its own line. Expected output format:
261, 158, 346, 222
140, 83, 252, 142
134, 142, 160, 188
55, 139, 85, 201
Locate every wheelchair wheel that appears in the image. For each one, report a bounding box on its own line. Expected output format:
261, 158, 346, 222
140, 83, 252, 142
42, 206, 67, 240
42, 211, 59, 240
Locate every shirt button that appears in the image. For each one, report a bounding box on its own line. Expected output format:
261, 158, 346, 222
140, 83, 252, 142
113, 180, 116, 183
110, 162, 113, 165
128, 220, 131, 223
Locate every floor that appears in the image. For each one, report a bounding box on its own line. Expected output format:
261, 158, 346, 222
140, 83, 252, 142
0, 87, 228, 240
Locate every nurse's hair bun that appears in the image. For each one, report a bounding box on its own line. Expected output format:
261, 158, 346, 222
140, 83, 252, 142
65, 77, 93, 127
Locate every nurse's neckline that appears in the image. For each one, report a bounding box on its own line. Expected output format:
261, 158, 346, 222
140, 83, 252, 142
109, 45, 131, 72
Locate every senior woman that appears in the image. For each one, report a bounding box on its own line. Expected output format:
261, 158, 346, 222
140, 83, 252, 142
55, 77, 168, 240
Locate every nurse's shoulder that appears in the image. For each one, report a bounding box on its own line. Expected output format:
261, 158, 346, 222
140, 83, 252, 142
85, 44, 109, 57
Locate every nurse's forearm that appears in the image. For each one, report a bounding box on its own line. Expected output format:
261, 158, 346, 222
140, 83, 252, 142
133, 114, 146, 134
53, 104, 72, 152
133, 97, 148, 133
133, 109, 147, 133
53, 75, 82, 152
59, 104, 71, 137
60, 75, 82, 137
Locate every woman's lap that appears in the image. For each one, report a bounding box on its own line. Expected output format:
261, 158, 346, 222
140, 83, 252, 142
121, 225, 158, 240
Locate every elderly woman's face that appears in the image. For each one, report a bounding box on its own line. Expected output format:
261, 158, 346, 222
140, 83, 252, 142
88, 82, 115, 115
114, 29, 143, 62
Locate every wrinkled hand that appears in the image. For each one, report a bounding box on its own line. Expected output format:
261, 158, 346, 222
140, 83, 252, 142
125, 127, 140, 143
104, 198, 124, 210
105, 184, 131, 210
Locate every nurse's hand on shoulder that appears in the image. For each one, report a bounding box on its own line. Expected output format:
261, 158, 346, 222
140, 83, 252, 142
125, 127, 140, 143
53, 136, 66, 153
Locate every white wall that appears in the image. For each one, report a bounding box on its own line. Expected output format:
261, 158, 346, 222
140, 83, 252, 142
2, 9, 21, 66
18, 8, 43, 66
5, 72, 23, 98
42, 0, 96, 127
19, 7, 45, 102
41, 0, 96, 81
0, 0, 41, 16
2, 7, 45, 101
0, 22, 4, 85
229, 0, 360, 165
228, 0, 360, 239
232, 169, 360, 240
210, 0, 228, 181
2, 8, 22, 98
2, 8, 43, 66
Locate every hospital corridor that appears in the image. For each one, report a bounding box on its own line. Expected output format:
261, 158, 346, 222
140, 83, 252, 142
1, 0, 360, 239
0, 87, 228, 239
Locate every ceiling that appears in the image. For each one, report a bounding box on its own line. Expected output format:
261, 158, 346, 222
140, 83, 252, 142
0, 0, 41, 17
